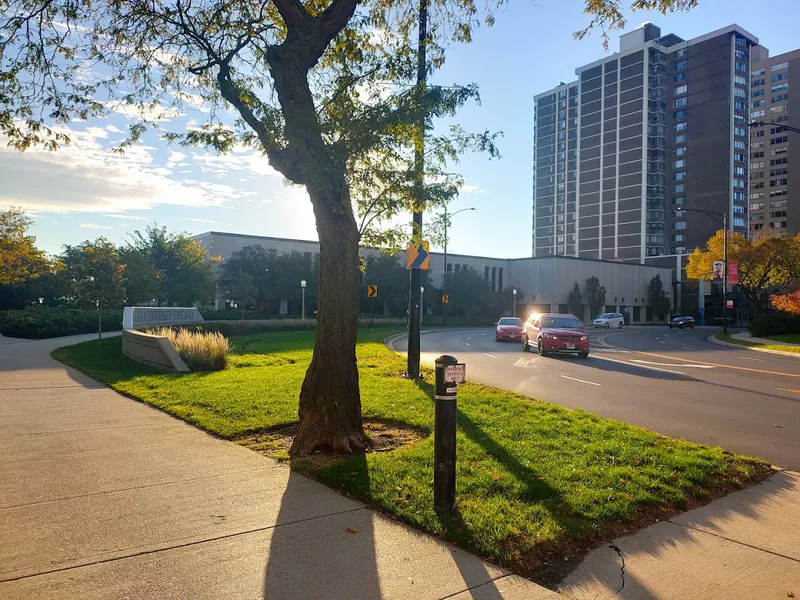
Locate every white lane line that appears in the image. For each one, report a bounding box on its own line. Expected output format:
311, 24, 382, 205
466, 342, 470, 347
683, 347, 695, 351
592, 354, 686, 375
659, 341, 666, 345
560, 375, 601, 386
738, 356, 765, 362
631, 359, 714, 369
482, 352, 499, 359
481, 333, 489, 336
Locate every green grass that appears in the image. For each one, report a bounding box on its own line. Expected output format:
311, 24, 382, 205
53, 330, 770, 574
714, 333, 800, 355
764, 333, 800, 345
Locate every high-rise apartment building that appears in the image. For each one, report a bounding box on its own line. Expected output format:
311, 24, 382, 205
533, 24, 759, 262
749, 48, 800, 237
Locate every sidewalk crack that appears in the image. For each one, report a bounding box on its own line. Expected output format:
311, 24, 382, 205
608, 543, 625, 593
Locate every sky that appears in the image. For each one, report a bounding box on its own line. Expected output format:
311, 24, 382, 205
5, 0, 800, 258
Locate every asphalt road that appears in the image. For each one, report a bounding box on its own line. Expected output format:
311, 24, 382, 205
393, 326, 800, 470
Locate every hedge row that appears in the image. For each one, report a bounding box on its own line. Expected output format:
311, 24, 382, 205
748, 311, 800, 338
0, 307, 123, 339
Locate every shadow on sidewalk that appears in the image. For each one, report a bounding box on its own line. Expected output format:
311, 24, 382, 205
262, 456, 382, 600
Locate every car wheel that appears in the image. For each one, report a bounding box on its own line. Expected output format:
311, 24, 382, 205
669, 324, 673, 329
537, 338, 548, 357
578, 351, 589, 359
606, 322, 611, 329
679, 323, 685, 329
522, 336, 529, 352
618, 321, 623, 329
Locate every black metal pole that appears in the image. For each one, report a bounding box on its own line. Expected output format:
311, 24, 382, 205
371, 298, 375, 333
434, 354, 458, 513
407, 0, 428, 379
723, 212, 728, 335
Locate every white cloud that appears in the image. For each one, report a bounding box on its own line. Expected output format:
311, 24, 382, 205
106, 101, 184, 123
191, 148, 279, 178
184, 217, 223, 224
102, 213, 148, 221
80, 223, 115, 229
0, 124, 235, 214
461, 184, 485, 194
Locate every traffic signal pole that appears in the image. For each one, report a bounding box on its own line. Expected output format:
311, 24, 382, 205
407, 0, 428, 379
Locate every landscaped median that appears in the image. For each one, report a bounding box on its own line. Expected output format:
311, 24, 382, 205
713, 333, 800, 355
52, 329, 771, 585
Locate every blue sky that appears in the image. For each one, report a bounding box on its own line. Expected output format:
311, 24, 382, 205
5, 0, 800, 257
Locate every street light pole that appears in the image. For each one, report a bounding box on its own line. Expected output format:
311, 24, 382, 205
441, 207, 476, 327
512, 289, 517, 318
723, 212, 728, 335
300, 279, 307, 320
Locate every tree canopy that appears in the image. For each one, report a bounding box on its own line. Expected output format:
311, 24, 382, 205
0, 207, 55, 288
584, 275, 606, 319
685, 231, 800, 315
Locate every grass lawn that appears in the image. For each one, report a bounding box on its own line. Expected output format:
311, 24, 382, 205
714, 333, 800, 355
54, 330, 770, 581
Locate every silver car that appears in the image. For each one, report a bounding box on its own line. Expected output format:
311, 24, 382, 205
593, 312, 625, 329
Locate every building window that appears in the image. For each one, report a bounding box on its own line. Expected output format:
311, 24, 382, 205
498, 267, 504, 292
752, 151, 764, 158
674, 122, 687, 132
770, 61, 788, 72
770, 104, 787, 113
734, 87, 746, 98
673, 171, 686, 181
673, 222, 687, 230
673, 97, 688, 108
735, 62, 747, 73
752, 78, 765, 88
771, 83, 789, 93
673, 184, 685, 193
673, 109, 687, 119
752, 68, 765, 77
751, 202, 764, 210
674, 84, 688, 95
771, 178, 788, 187
672, 233, 686, 242
734, 166, 746, 176
772, 93, 789, 103
771, 146, 788, 156
770, 157, 788, 166
770, 189, 788, 198
484, 266, 489, 279
734, 140, 747, 150
771, 135, 789, 145
674, 147, 686, 156
734, 204, 746, 214
734, 126, 747, 137
673, 159, 686, 168
752, 171, 763, 179
751, 99, 764, 108
735, 49, 747, 60
753, 182, 765, 189
734, 101, 747, 112
672, 196, 685, 206
770, 168, 788, 177
770, 199, 788, 208
770, 72, 788, 83
734, 152, 745, 162
751, 109, 765, 118
674, 60, 688, 71
736, 36, 747, 47
734, 178, 746, 189
674, 72, 688, 83
675, 134, 687, 144
673, 210, 686, 219
735, 75, 747, 86
677, 47, 688, 58
734, 217, 746, 228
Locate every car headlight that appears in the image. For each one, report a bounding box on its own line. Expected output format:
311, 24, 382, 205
581, 335, 588, 341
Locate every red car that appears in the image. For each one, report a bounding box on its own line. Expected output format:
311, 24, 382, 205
521, 313, 589, 358
495, 317, 523, 342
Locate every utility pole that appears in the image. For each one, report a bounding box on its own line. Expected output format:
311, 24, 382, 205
407, 0, 428, 379
723, 212, 728, 335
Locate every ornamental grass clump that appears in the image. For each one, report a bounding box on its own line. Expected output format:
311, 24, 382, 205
148, 327, 231, 371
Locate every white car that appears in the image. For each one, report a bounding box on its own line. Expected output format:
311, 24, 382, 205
593, 312, 625, 329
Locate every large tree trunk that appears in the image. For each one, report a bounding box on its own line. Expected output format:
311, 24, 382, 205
290, 184, 364, 456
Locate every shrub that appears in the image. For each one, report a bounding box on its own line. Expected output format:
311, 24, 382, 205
147, 327, 231, 371
0, 307, 123, 339
749, 311, 800, 338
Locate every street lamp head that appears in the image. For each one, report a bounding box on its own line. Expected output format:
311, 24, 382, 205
300, 279, 306, 288
513, 289, 517, 295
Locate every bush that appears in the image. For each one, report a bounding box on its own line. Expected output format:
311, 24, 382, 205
749, 311, 800, 338
147, 327, 231, 371
198, 309, 282, 321
0, 307, 124, 339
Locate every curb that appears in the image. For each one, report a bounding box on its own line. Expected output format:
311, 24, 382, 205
384, 328, 489, 353
707, 334, 800, 358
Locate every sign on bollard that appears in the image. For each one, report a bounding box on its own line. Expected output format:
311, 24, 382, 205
434, 355, 465, 513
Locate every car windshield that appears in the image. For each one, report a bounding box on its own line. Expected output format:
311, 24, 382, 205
498, 318, 521, 326
541, 316, 581, 329
596, 314, 611, 319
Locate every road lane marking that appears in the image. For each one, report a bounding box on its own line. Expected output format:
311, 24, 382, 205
682, 347, 695, 351
659, 341, 666, 345
592, 355, 686, 375
629, 351, 800, 378
630, 360, 714, 369
560, 375, 601, 386
482, 352, 499, 359
466, 343, 470, 347
738, 356, 765, 362
777, 388, 800, 395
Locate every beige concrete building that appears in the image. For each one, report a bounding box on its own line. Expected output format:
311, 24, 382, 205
749, 47, 800, 237
194, 231, 674, 323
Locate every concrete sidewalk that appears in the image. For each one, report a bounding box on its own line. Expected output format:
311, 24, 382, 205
561, 471, 800, 599
0, 334, 559, 599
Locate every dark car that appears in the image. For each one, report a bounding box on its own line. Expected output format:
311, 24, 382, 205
495, 317, 523, 342
669, 315, 696, 329
522, 313, 589, 358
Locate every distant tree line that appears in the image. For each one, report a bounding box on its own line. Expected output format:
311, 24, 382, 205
0, 207, 216, 313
